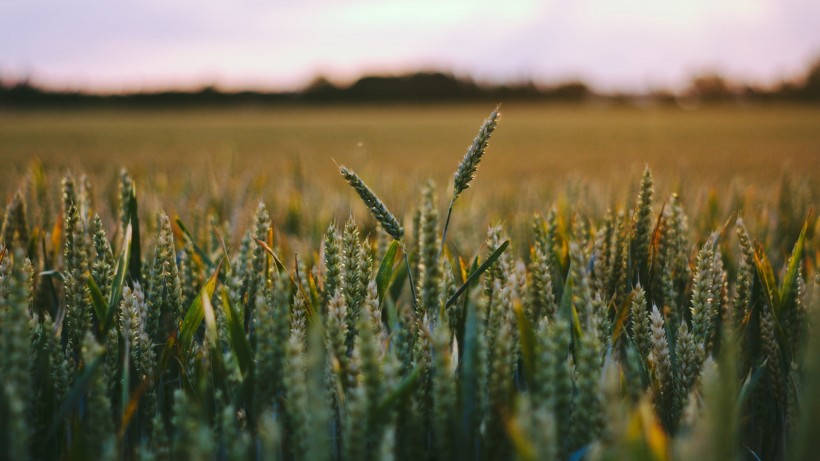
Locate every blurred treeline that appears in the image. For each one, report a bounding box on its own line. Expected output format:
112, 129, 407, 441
1, 58, 819, 108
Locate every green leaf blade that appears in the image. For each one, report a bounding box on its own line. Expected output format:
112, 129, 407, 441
376, 240, 400, 306
179, 259, 223, 351
446, 240, 509, 308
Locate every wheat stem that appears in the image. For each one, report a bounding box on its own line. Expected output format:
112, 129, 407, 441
437, 197, 456, 265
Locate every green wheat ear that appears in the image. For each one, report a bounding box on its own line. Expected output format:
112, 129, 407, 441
439, 105, 501, 260
339, 165, 404, 240
452, 105, 501, 200
338, 164, 421, 310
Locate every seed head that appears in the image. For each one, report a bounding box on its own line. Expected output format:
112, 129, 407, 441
452, 106, 500, 199
339, 166, 404, 240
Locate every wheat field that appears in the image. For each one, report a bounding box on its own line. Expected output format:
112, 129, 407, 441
0, 104, 818, 461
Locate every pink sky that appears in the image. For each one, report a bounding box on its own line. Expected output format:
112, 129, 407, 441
2, 0, 818, 92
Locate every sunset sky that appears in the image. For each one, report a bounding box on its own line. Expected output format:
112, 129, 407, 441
2, 0, 819, 92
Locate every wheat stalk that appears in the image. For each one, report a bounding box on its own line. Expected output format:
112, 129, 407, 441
440, 105, 501, 260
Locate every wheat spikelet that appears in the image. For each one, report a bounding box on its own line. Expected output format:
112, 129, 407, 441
572, 327, 604, 449
630, 285, 650, 358
649, 305, 674, 430
0, 249, 33, 461
418, 181, 441, 314
672, 321, 702, 431
80, 332, 114, 453
1, 191, 29, 250
118, 168, 133, 232
283, 326, 310, 459
631, 166, 654, 285
171, 389, 214, 459
452, 105, 501, 199
733, 219, 754, 325
63, 199, 90, 363
339, 165, 403, 240
322, 222, 342, 306
529, 217, 558, 320
246, 201, 270, 321
120, 283, 155, 379
690, 241, 716, 350
91, 214, 114, 299
342, 218, 368, 351
147, 211, 183, 343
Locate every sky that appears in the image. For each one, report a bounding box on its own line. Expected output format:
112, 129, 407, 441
1, 0, 819, 93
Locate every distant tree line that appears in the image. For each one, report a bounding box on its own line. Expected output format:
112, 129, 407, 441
678, 59, 820, 103
1, 59, 818, 108
298, 72, 589, 103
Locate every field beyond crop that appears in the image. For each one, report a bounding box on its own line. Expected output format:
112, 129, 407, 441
0, 103, 818, 461
2, 103, 818, 188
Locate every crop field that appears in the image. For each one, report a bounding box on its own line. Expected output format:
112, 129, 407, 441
2, 105, 817, 245
0, 104, 819, 460
2, 104, 818, 192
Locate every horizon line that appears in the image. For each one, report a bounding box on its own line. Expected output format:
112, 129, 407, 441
3, 57, 818, 97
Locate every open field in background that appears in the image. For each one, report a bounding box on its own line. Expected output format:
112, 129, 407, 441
1, 103, 818, 253
2, 103, 818, 185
